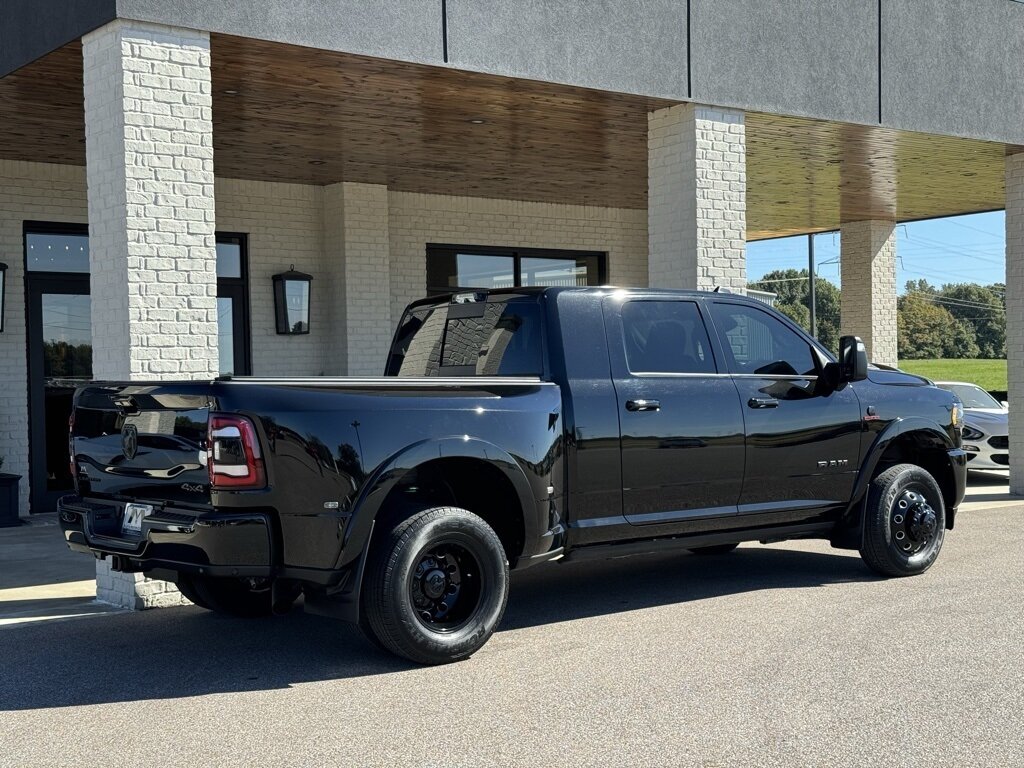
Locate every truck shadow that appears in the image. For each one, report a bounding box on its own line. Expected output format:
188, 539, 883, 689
0, 546, 875, 711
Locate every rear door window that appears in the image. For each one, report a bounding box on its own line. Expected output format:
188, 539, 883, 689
388, 298, 543, 377
620, 300, 716, 374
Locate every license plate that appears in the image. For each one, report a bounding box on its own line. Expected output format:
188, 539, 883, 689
122, 503, 154, 534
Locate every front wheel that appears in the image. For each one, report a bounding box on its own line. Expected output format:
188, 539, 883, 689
363, 506, 509, 665
860, 463, 946, 577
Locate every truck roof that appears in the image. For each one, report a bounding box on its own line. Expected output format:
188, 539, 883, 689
406, 285, 759, 309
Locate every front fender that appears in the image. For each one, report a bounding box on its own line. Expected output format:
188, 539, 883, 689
833, 418, 960, 549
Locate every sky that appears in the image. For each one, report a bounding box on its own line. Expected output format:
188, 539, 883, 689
747, 210, 1006, 293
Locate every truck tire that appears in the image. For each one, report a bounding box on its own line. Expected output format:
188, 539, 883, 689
188, 576, 276, 618
364, 506, 509, 665
689, 543, 740, 555
859, 463, 946, 577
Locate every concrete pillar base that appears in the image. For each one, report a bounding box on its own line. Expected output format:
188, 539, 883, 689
95, 559, 191, 610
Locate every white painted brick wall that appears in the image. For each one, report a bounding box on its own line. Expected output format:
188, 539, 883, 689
217, 178, 325, 375
840, 219, 898, 367
83, 20, 218, 609
1005, 154, 1024, 494
648, 103, 747, 292
83, 21, 219, 381
0, 161, 88, 517
388, 192, 648, 333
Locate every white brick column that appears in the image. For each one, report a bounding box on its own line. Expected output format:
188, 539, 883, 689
839, 220, 898, 367
1006, 154, 1024, 494
83, 21, 218, 609
648, 103, 746, 292
323, 182, 391, 376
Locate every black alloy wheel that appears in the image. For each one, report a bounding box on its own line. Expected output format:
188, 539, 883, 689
409, 542, 483, 631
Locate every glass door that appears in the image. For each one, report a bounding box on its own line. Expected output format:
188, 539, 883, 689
27, 274, 92, 512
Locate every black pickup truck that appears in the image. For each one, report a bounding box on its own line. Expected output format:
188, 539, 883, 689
60, 287, 967, 664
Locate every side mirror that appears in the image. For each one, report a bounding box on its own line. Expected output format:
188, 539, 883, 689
838, 335, 868, 382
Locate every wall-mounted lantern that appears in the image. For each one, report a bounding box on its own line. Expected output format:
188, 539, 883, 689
0, 263, 7, 333
272, 266, 312, 335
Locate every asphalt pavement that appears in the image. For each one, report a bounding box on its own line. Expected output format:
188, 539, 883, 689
1, 491, 1022, 767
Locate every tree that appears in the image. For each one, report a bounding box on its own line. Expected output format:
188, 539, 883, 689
748, 269, 842, 352
897, 292, 979, 360
937, 283, 1005, 358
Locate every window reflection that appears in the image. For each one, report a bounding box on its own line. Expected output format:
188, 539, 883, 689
285, 280, 310, 333
27, 233, 90, 273
426, 245, 604, 294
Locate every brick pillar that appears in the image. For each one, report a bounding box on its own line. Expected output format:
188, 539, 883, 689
839, 220, 898, 367
648, 103, 746, 292
1006, 154, 1024, 494
323, 182, 391, 376
83, 20, 217, 608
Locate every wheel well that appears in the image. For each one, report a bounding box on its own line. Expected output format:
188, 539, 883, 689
377, 458, 526, 565
875, 432, 956, 512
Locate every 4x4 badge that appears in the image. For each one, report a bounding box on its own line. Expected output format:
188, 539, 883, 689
121, 423, 138, 460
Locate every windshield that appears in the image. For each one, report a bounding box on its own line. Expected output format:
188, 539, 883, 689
386, 297, 544, 377
937, 383, 1003, 409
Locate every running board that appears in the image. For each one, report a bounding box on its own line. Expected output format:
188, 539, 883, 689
562, 523, 835, 563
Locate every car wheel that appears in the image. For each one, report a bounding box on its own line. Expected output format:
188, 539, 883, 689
689, 543, 740, 556
189, 575, 278, 617
860, 463, 946, 577
363, 506, 509, 665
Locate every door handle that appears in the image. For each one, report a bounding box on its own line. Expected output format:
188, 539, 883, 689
748, 397, 779, 409
626, 399, 660, 412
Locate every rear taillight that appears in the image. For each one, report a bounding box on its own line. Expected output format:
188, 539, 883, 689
208, 414, 266, 490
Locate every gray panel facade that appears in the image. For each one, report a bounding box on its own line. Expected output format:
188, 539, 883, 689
5, 0, 1024, 145
115, 0, 443, 65
883, 0, 1024, 145
445, 0, 688, 99
0, 0, 115, 77
689, 0, 878, 125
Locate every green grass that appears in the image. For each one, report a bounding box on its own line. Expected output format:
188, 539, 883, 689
898, 359, 1007, 392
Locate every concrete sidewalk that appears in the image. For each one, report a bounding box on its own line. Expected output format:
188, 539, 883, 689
960, 469, 1020, 511
0, 515, 122, 627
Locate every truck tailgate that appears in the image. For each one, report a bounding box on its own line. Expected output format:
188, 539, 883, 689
71, 384, 213, 507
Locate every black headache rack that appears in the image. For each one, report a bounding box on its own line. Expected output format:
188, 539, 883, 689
58, 495, 274, 578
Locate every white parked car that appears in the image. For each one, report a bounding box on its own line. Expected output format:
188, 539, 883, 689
935, 381, 1008, 470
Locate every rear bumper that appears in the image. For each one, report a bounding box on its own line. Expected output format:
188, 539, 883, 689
58, 495, 273, 577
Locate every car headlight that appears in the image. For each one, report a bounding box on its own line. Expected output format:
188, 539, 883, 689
951, 402, 964, 429
961, 425, 984, 441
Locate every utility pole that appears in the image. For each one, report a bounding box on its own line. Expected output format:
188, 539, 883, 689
808, 233, 817, 338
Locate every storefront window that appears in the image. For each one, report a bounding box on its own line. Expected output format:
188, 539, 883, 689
426, 245, 605, 294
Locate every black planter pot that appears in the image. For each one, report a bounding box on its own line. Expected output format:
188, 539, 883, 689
0, 473, 21, 528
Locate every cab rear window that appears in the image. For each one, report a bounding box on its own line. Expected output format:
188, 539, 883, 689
386, 298, 543, 377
